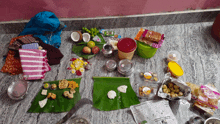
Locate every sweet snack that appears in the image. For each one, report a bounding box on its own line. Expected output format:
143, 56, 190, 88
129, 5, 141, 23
162, 82, 184, 97
107, 90, 117, 99
117, 85, 127, 93
44, 83, 50, 89
41, 90, 47, 95
51, 93, 56, 99
139, 86, 152, 96
68, 93, 74, 99
51, 84, 57, 90
70, 89, 76, 94
142, 30, 162, 42
63, 91, 70, 97
68, 81, 79, 89
59, 79, 69, 89
47, 93, 52, 98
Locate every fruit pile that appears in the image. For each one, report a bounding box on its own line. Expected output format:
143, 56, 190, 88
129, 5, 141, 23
82, 41, 100, 54
82, 27, 99, 38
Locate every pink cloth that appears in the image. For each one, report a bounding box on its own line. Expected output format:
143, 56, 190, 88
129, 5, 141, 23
19, 49, 51, 80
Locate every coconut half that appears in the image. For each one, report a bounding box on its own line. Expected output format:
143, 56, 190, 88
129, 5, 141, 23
71, 31, 82, 42
107, 90, 117, 99
82, 33, 91, 42
117, 85, 128, 93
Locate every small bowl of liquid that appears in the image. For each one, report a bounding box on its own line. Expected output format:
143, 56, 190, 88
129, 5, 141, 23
7, 75, 29, 100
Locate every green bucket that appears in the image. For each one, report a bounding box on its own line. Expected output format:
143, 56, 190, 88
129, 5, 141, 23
136, 40, 157, 58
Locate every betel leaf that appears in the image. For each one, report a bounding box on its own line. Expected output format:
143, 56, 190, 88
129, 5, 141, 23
28, 78, 81, 113
72, 33, 105, 59
141, 120, 147, 124
93, 77, 140, 111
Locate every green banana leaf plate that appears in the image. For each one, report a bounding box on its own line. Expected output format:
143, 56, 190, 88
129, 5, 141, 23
72, 33, 105, 60
28, 78, 81, 113
93, 77, 140, 111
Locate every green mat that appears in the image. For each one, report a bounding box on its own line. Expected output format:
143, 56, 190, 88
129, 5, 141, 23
72, 33, 105, 59
93, 77, 140, 111
28, 78, 81, 113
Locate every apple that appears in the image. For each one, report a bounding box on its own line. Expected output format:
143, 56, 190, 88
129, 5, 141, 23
92, 46, 100, 54
82, 46, 91, 54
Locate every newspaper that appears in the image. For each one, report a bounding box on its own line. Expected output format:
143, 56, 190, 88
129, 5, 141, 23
130, 100, 178, 124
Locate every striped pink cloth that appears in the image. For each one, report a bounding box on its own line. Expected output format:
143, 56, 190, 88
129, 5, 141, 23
19, 49, 51, 80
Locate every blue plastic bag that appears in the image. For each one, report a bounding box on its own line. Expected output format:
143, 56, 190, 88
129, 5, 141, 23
19, 11, 66, 48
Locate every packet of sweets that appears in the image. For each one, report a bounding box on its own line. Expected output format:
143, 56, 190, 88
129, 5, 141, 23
142, 30, 163, 42
134, 28, 164, 48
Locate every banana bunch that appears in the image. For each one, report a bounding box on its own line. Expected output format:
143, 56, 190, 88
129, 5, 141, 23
82, 27, 99, 37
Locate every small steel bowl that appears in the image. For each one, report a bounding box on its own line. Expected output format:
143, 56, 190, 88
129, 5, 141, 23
189, 116, 204, 124
117, 59, 134, 76
105, 60, 117, 71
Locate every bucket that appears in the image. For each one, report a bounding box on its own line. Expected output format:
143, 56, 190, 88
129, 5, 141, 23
117, 38, 137, 60
136, 40, 157, 58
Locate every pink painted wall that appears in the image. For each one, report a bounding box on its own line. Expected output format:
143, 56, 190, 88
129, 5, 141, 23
0, 0, 220, 22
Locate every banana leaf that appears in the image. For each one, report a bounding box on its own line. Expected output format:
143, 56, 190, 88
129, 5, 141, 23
93, 77, 140, 111
28, 78, 81, 113
72, 33, 105, 59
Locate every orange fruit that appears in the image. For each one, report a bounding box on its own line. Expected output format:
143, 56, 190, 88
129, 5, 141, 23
87, 41, 95, 48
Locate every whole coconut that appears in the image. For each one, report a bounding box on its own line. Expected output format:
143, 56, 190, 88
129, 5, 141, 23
82, 46, 91, 54
92, 46, 100, 54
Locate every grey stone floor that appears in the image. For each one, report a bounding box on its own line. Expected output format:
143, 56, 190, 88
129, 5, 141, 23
1, 21, 220, 124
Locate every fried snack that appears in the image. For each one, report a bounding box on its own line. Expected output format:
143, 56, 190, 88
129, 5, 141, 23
47, 93, 52, 98
174, 89, 180, 93
163, 88, 168, 93
51, 84, 57, 90
178, 92, 183, 96
68, 81, 79, 89
163, 83, 183, 98
51, 93, 56, 99
174, 85, 179, 89
70, 89, 76, 94
59, 79, 69, 89
63, 91, 70, 97
168, 82, 174, 88
162, 85, 167, 89
186, 82, 201, 97
68, 93, 74, 99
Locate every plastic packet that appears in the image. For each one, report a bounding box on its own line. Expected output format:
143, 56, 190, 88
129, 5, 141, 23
157, 75, 191, 101
196, 85, 220, 109
136, 80, 159, 99
134, 28, 164, 48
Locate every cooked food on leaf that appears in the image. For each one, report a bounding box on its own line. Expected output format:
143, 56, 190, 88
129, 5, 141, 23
117, 85, 128, 93
107, 90, 117, 99
59, 79, 69, 89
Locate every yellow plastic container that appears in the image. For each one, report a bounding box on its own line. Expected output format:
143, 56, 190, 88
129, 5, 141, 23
168, 61, 184, 77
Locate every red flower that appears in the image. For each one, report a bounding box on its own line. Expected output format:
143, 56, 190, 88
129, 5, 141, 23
70, 58, 77, 61
67, 67, 72, 70
76, 70, 82, 76
86, 61, 90, 64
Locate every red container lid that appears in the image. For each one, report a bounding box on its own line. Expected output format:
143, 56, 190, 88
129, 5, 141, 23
117, 38, 137, 53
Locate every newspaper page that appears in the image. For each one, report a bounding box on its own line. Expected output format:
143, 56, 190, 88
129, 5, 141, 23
130, 100, 178, 124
